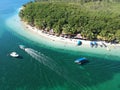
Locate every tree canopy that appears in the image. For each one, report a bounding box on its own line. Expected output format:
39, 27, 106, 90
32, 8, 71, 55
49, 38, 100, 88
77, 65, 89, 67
19, 0, 120, 43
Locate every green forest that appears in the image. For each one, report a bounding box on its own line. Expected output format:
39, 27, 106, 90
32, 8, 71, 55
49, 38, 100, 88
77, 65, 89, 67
19, 0, 120, 43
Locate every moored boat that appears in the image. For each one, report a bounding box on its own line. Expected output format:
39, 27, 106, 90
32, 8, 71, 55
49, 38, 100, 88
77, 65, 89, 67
74, 57, 88, 64
10, 52, 19, 58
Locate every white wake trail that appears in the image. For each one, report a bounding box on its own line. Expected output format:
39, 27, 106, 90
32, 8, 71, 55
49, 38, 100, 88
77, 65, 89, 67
23, 47, 82, 87
24, 48, 63, 74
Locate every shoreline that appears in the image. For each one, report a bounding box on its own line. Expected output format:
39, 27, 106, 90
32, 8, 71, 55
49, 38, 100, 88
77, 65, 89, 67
6, 12, 120, 57
18, 7, 120, 51
21, 20, 120, 50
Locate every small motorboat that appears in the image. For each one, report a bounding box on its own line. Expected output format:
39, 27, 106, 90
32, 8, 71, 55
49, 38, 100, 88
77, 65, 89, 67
10, 52, 19, 58
74, 57, 88, 65
19, 45, 25, 50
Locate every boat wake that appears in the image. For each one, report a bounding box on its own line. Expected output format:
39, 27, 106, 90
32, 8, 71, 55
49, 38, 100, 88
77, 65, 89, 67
19, 45, 83, 87
24, 48, 63, 74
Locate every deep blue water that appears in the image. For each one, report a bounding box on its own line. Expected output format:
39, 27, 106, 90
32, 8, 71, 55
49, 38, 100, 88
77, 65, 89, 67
0, 0, 120, 90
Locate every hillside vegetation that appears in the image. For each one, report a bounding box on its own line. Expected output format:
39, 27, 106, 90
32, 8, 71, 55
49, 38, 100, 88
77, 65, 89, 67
19, 0, 120, 43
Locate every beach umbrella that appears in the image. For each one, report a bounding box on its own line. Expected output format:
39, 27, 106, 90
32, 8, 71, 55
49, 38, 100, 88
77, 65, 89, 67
77, 40, 82, 45
90, 41, 94, 47
93, 41, 97, 45
93, 41, 98, 48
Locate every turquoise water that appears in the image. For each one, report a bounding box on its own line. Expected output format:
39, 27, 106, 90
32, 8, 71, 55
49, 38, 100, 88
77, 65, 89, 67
1, 0, 120, 90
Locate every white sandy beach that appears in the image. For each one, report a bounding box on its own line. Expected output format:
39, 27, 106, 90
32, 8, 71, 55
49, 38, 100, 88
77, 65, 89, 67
18, 7, 120, 50
6, 12, 120, 57
21, 18, 120, 49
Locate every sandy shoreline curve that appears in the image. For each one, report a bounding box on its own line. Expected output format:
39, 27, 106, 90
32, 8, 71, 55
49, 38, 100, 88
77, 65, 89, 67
18, 7, 120, 51
21, 19, 120, 50
6, 8, 120, 57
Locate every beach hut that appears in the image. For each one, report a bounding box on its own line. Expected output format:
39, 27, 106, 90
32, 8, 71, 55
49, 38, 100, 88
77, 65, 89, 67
77, 40, 82, 46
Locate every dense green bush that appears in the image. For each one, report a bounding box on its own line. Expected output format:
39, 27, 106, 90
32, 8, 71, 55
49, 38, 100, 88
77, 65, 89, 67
19, 1, 120, 43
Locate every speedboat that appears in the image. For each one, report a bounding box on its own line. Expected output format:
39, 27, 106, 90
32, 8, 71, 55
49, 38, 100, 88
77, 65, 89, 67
74, 57, 88, 64
19, 45, 25, 50
10, 52, 19, 58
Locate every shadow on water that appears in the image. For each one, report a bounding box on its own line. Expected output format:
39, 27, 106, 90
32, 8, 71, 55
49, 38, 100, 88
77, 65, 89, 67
8, 55, 23, 59
16, 55, 23, 59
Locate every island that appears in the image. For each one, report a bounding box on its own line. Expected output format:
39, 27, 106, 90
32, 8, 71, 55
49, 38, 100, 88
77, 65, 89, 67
19, 0, 120, 45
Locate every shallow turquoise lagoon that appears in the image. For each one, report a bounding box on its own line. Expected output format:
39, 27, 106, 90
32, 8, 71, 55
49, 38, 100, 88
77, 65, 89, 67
0, 0, 120, 90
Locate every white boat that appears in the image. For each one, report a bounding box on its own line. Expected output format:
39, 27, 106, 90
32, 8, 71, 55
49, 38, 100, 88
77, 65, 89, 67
19, 45, 25, 50
10, 52, 19, 58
